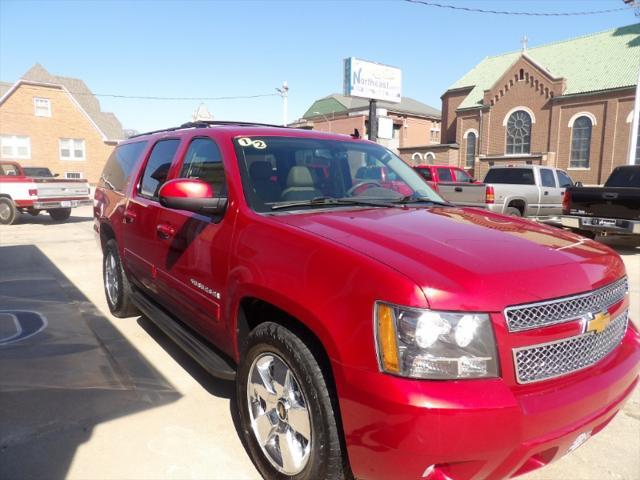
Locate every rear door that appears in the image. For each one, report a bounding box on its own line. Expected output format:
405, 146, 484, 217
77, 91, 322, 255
538, 168, 563, 216
152, 136, 235, 345
123, 138, 181, 294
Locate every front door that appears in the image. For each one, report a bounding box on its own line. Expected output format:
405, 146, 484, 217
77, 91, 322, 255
152, 136, 235, 346
538, 168, 563, 216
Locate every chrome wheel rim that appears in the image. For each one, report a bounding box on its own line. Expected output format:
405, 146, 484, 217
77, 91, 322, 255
247, 352, 312, 475
104, 252, 119, 306
0, 203, 10, 221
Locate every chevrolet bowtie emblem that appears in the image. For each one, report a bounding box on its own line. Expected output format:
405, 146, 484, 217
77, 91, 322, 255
583, 310, 611, 334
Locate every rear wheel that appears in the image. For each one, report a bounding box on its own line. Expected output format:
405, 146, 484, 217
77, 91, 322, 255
49, 208, 71, 221
103, 239, 139, 318
237, 322, 350, 480
504, 206, 522, 217
0, 198, 17, 225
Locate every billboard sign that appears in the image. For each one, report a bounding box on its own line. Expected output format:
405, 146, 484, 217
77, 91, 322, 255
344, 57, 402, 104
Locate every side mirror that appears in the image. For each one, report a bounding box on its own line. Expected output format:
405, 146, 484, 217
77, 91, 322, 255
574, 181, 583, 188
159, 179, 227, 216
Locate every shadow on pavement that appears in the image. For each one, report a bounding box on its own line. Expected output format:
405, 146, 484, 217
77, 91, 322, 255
0, 244, 182, 479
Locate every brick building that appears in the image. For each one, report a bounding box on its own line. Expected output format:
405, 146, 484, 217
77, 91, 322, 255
401, 24, 640, 185
0, 64, 124, 184
292, 93, 441, 152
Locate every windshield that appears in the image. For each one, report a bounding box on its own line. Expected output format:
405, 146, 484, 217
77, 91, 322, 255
234, 136, 445, 212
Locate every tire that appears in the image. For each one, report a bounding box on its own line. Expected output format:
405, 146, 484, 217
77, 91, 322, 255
103, 239, 139, 318
504, 206, 522, 217
49, 208, 72, 221
0, 198, 17, 225
237, 322, 349, 480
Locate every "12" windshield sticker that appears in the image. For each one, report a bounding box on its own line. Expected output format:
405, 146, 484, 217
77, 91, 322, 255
238, 137, 267, 149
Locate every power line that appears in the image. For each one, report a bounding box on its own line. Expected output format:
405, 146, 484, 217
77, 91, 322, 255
8, 84, 280, 101
404, 0, 637, 16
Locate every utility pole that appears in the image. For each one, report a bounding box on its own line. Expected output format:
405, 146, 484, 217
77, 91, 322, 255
276, 81, 289, 126
628, 66, 640, 164
368, 99, 377, 141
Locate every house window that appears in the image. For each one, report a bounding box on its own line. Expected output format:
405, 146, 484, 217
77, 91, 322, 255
569, 116, 592, 169
59, 138, 86, 160
465, 132, 477, 168
506, 110, 532, 154
430, 127, 440, 143
64, 171, 84, 179
0, 135, 31, 159
34, 97, 51, 117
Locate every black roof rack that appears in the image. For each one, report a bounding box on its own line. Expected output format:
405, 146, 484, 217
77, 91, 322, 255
128, 120, 289, 139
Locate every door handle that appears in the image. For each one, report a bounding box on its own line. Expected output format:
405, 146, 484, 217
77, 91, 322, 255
454, 186, 463, 192
123, 210, 137, 223
156, 223, 176, 240
543, 191, 549, 196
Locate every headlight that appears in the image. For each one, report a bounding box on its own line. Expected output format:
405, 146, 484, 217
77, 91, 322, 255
375, 302, 499, 379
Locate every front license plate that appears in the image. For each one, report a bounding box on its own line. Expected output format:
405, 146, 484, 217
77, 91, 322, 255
60, 201, 71, 207
568, 431, 591, 453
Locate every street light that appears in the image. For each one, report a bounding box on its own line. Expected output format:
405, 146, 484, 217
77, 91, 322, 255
313, 111, 332, 132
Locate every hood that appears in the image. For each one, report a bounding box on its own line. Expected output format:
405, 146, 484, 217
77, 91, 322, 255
275, 206, 625, 311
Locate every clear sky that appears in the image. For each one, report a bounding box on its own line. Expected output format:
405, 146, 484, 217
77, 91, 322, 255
1, 0, 637, 133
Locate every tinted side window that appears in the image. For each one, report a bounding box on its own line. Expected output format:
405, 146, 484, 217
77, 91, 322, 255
540, 168, 556, 188
438, 168, 453, 181
100, 141, 147, 192
180, 138, 227, 196
416, 168, 432, 181
557, 170, 573, 188
139, 139, 180, 199
484, 168, 535, 185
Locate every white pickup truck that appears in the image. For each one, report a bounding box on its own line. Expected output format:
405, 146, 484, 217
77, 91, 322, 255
483, 165, 574, 217
0, 161, 91, 225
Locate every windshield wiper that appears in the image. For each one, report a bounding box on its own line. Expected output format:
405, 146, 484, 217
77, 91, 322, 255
393, 194, 454, 207
270, 196, 403, 211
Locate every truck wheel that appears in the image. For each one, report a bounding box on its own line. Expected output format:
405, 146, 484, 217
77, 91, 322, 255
237, 322, 350, 480
0, 198, 17, 225
103, 239, 139, 318
49, 208, 72, 221
505, 206, 522, 217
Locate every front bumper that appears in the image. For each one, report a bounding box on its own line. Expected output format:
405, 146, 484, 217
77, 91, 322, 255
335, 324, 640, 480
557, 215, 640, 235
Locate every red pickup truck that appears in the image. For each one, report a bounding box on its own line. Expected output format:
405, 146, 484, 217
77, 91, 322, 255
0, 161, 91, 224
94, 121, 639, 480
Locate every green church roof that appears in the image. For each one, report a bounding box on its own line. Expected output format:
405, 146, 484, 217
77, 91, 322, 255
450, 23, 640, 110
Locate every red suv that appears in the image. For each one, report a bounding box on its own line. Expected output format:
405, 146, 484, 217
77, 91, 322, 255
94, 121, 639, 480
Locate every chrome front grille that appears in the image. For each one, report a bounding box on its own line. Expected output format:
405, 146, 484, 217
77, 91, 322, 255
504, 277, 628, 332
513, 309, 628, 384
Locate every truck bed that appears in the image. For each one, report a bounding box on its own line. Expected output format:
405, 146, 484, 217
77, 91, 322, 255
567, 187, 640, 221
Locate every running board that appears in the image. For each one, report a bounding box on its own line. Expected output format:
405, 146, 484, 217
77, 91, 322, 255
131, 289, 236, 381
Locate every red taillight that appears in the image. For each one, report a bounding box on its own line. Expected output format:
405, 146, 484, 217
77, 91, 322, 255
485, 185, 495, 204
28, 188, 37, 197
562, 190, 571, 214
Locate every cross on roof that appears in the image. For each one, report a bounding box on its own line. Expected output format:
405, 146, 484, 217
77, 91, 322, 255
521, 35, 528, 53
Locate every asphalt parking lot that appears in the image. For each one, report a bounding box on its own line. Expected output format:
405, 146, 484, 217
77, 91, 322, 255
0, 206, 638, 480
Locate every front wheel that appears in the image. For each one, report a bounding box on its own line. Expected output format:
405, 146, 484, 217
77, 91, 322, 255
237, 322, 350, 480
49, 208, 71, 221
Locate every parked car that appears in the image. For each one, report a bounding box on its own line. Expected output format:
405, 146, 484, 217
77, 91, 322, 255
482, 165, 574, 217
21, 166, 58, 178
559, 165, 640, 236
413, 165, 488, 208
0, 161, 91, 224
94, 121, 639, 480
